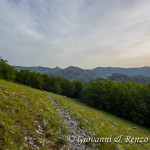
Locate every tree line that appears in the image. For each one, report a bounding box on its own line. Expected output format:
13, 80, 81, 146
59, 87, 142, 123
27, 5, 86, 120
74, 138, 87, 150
0, 57, 83, 99
0, 57, 150, 127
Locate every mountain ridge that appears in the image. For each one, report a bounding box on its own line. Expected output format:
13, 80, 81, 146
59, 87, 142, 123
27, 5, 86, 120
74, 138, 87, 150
14, 66, 150, 83
89, 66, 150, 78
108, 73, 150, 84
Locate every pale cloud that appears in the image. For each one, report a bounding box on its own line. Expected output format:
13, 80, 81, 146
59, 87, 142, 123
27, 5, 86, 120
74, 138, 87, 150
0, 0, 150, 68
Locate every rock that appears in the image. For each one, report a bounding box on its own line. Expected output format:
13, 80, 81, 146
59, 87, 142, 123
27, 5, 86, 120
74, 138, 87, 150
41, 120, 48, 129
3, 91, 8, 94
0, 86, 6, 90
22, 98, 31, 102
133, 127, 138, 129
36, 130, 42, 135
24, 136, 28, 142
51, 98, 92, 150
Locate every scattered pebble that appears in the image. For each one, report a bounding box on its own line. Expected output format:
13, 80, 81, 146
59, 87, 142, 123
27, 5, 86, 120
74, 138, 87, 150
0, 86, 6, 90
50, 96, 93, 150
133, 127, 138, 129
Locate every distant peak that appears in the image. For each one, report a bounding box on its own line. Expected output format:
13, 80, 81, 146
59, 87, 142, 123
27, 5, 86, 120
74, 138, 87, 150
55, 66, 61, 69
65, 66, 82, 70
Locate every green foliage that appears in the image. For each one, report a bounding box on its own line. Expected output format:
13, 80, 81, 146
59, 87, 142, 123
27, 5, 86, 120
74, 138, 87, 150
72, 80, 83, 98
0, 57, 15, 81
1, 56, 150, 127
81, 80, 150, 127
15, 70, 43, 89
15, 69, 82, 98
54, 94, 150, 150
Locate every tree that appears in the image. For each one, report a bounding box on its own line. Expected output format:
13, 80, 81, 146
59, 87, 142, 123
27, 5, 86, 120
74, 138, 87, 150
72, 80, 83, 98
0, 57, 15, 81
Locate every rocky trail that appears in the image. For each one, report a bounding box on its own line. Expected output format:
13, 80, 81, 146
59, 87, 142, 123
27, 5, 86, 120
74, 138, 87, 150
50, 96, 94, 150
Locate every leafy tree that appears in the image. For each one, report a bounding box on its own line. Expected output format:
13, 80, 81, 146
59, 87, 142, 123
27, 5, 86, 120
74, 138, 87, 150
0, 57, 15, 81
72, 80, 83, 98
59, 78, 74, 97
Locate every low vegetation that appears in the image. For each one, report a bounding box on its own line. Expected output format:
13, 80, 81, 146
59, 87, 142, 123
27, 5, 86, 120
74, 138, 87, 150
0, 56, 150, 127
0, 78, 150, 149
0, 79, 68, 149
53, 94, 150, 150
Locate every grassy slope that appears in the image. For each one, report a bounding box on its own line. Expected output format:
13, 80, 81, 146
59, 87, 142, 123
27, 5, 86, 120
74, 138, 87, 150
0, 79, 68, 150
0, 79, 150, 150
52, 94, 150, 150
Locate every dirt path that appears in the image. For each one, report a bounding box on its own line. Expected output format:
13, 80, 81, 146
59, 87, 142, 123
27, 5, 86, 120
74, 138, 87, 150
50, 96, 93, 150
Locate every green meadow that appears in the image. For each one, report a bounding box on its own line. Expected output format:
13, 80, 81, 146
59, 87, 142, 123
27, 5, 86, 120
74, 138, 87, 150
52, 94, 150, 150
0, 79, 150, 149
0, 79, 68, 149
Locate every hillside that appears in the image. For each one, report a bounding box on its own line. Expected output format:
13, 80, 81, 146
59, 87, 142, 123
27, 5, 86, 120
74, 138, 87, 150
89, 66, 150, 78
14, 66, 100, 83
0, 79, 68, 149
0, 79, 150, 149
108, 73, 150, 84
52, 66, 100, 82
14, 66, 61, 75
14, 66, 150, 83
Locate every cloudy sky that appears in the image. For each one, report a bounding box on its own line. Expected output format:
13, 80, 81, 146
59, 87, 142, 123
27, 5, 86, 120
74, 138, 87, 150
0, 0, 150, 68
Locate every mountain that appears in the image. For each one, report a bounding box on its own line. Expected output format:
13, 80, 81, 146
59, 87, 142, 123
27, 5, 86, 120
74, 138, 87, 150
14, 66, 61, 74
107, 73, 150, 84
14, 66, 150, 83
89, 66, 150, 78
14, 66, 100, 82
107, 73, 131, 82
52, 66, 100, 82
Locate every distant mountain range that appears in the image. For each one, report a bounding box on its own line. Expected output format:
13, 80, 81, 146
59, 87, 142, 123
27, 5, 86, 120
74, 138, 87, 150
108, 73, 150, 84
14, 66, 100, 82
89, 66, 150, 78
14, 66, 61, 75
14, 66, 150, 83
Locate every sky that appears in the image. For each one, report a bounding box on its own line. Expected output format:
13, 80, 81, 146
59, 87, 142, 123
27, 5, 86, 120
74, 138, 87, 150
0, 0, 150, 69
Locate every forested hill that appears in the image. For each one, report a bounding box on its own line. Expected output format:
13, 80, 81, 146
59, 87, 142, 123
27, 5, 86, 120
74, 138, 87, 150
15, 66, 150, 79
51, 66, 99, 82
14, 66, 100, 82
14, 66, 150, 83
14, 66, 61, 75
89, 66, 150, 78
108, 73, 150, 84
